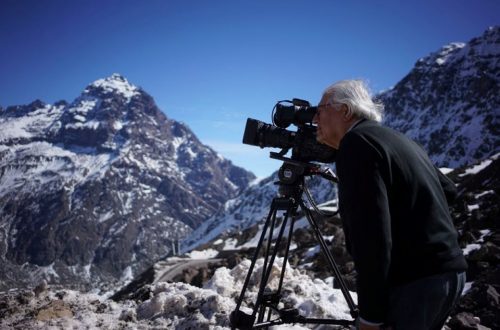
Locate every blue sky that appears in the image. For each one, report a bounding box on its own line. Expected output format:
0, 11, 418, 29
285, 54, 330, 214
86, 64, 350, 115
1, 0, 498, 178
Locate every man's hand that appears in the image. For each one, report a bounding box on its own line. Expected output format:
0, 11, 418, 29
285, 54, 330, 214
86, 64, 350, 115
357, 318, 391, 330
358, 323, 382, 330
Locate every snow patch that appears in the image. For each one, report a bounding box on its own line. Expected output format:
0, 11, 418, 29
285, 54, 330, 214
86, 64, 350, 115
186, 249, 219, 259
65, 120, 100, 130
222, 238, 238, 250
467, 204, 480, 212
120, 266, 134, 283
463, 244, 481, 255
87, 74, 140, 102
459, 158, 493, 177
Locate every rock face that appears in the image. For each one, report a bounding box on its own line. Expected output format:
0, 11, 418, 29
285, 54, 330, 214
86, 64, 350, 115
379, 26, 500, 168
0, 74, 254, 290
447, 154, 500, 329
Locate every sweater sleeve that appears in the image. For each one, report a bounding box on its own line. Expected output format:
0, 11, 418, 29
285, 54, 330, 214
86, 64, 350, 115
337, 133, 392, 323
434, 166, 458, 204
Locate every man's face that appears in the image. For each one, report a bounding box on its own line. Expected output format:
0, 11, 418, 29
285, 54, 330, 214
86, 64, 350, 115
313, 94, 345, 149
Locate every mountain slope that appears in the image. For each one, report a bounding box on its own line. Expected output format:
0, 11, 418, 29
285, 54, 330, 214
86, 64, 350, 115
0, 74, 255, 290
181, 168, 338, 252
379, 26, 500, 167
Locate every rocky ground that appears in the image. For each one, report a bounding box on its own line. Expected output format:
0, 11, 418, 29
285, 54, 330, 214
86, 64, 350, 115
0, 259, 354, 330
141, 156, 499, 329
1, 159, 497, 330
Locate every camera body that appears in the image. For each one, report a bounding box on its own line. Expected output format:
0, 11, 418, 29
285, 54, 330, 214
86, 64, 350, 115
242, 99, 336, 163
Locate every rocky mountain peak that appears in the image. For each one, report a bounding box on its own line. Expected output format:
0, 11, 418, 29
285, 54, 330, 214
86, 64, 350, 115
380, 26, 500, 168
416, 42, 466, 68
83, 73, 141, 102
2, 99, 49, 118
0, 75, 255, 290
55, 74, 168, 152
415, 25, 499, 70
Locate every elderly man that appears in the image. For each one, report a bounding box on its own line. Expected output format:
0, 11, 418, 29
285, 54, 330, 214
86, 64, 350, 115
313, 80, 467, 330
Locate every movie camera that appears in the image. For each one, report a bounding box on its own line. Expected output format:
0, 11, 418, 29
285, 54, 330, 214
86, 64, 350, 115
242, 99, 336, 163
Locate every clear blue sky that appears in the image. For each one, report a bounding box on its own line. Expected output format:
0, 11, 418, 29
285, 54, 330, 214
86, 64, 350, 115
1, 0, 498, 178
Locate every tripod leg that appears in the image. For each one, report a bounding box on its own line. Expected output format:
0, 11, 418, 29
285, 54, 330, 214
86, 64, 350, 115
256, 208, 279, 324
277, 214, 296, 293
300, 200, 358, 317
264, 213, 297, 323
259, 202, 278, 300
253, 201, 296, 322
230, 197, 303, 329
257, 210, 279, 324
233, 199, 280, 313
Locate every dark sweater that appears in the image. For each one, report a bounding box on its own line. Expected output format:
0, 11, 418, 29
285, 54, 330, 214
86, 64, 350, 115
336, 119, 467, 323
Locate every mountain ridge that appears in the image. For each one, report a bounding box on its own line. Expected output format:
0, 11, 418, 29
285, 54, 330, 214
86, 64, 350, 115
0, 74, 255, 290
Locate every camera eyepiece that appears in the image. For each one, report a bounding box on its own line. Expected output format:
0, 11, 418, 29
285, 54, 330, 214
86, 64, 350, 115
272, 99, 318, 128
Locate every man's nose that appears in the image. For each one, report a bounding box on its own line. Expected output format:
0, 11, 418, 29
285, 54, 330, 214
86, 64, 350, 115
312, 113, 318, 124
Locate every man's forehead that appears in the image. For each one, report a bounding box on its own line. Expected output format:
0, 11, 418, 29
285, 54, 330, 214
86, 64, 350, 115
320, 93, 333, 103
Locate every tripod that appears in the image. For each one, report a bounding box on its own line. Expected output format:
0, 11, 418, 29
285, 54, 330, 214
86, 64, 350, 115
230, 155, 358, 329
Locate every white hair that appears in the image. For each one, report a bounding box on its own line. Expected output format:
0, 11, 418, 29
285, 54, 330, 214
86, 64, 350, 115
323, 80, 384, 122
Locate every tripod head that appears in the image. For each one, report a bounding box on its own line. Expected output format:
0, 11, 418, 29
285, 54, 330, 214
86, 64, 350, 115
271, 152, 338, 199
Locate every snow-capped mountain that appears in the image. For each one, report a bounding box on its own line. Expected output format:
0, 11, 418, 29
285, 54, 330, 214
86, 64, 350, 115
0, 74, 255, 290
379, 26, 500, 167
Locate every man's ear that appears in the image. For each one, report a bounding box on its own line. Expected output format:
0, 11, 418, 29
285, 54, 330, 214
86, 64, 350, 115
342, 104, 354, 121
